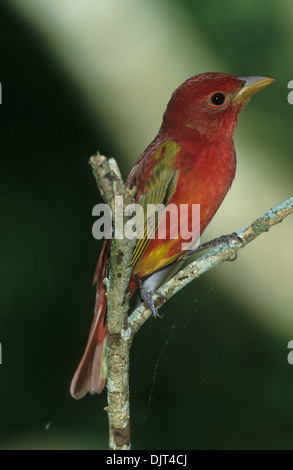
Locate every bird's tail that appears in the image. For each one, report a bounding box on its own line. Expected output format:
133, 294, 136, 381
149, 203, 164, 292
70, 240, 179, 399
70, 240, 111, 399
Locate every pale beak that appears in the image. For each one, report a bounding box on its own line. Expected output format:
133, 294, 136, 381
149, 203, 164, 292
233, 75, 275, 104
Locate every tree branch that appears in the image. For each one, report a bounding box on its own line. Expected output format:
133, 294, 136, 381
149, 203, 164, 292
128, 196, 293, 336
89, 152, 293, 449
90, 152, 136, 450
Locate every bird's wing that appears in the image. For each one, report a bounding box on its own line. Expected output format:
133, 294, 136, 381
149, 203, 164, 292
130, 139, 180, 267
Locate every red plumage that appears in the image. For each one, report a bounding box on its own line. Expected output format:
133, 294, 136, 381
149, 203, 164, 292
70, 72, 274, 398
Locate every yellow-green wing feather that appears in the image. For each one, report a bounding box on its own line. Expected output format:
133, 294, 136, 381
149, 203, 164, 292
131, 140, 180, 267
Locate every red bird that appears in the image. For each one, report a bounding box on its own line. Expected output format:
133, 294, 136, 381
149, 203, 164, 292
70, 72, 274, 399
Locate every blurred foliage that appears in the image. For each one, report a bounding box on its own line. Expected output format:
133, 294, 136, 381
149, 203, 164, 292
0, 0, 293, 450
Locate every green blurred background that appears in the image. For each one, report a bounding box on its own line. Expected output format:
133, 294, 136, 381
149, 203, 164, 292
1, 0, 293, 450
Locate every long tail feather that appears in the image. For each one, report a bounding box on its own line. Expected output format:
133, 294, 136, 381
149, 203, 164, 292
70, 240, 111, 399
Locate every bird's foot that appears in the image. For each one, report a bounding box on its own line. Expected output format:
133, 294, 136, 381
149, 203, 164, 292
179, 232, 243, 262
134, 275, 166, 318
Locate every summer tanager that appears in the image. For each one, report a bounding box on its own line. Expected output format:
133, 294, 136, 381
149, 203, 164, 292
70, 72, 274, 399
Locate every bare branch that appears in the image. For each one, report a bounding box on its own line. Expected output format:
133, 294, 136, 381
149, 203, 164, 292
89, 152, 137, 450
89, 152, 125, 211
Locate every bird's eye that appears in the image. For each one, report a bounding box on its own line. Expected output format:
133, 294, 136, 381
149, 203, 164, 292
210, 92, 226, 106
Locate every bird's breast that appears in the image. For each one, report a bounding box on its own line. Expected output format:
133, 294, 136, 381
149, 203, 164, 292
173, 138, 236, 232
133, 138, 236, 279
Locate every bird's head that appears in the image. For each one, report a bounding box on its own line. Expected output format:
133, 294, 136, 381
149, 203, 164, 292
161, 72, 274, 140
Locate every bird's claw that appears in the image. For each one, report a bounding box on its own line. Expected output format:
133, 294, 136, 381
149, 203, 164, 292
134, 275, 166, 318
140, 289, 165, 318
213, 232, 243, 247
179, 232, 243, 261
